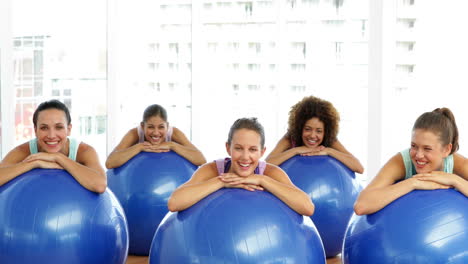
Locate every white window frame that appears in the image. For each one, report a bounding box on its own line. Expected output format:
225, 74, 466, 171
1, 0, 391, 183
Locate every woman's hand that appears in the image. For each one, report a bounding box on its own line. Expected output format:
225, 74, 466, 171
298, 145, 327, 156
413, 171, 458, 188
23, 152, 60, 163
32, 160, 64, 169
140, 141, 171, 153
411, 173, 452, 190
218, 173, 264, 191
22, 153, 64, 169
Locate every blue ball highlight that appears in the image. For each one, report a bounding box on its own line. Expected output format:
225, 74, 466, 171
107, 151, 196, 255
150, 189, 326, 264
280, 155, 362, 257
0, 169, 129, 264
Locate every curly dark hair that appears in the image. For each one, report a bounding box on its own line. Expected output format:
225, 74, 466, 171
286, 96, 340, 147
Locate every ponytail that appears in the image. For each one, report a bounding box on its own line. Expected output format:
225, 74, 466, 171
413, 107, 459, 154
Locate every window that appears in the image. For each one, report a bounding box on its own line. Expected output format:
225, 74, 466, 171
7, 0, 107, 162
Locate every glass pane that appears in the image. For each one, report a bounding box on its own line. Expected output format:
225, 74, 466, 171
12, 0, 107, 163
195, 0, 369, 166
112, 0, 369, 169
382, 0, 468, 159
111, 0, 193, 149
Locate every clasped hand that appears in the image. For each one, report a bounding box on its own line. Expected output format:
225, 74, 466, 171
23, 153, 64, 169
412, 171, 457, 190
297, 145, 328, 156
218, 173, 264, 192
141, 141, 172, 153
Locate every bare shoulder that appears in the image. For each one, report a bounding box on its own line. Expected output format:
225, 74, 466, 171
262, 163, 294, 185
264, 163, 288, 177
76, 142, 99, 162
453, 153, 468, 178
171, 126, 183, 138
16, 142, 31, 154
367, 153, 405, 188
77, 142, 95, 153
1, 143, 30, 164
112, 127, 140, 150
199, 162, 219, 175
125, 127, 139, 141
171, 127, 191, 142
331, 139, 348, 152
276, 136, 291, 148
188, 162, 218, 182
268, 137, 291, 155
453, 152, 466, 163
172, 126, 182, 134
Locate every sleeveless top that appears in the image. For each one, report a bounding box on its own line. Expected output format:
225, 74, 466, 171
215, 158, 267, 175
137, 125, 173, 143
29, 137, 80, 161
400, 148, 454, 179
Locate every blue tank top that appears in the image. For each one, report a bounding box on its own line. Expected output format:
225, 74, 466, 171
215, 158, 267, 175
29, 137, 80, 161
400, 148, 453, 179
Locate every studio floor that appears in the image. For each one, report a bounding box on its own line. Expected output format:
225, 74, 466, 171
126, 255, 342, 264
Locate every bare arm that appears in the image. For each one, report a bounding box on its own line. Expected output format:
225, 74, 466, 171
325, 140, 364, 174
167, 163, 224, 212
166, 127, 206, 166
64, 142, 107, 193
105, 128, 143, 169
219, 164, 315, 216
265, 137, 302, 165
259, 164, 315, 216
453, 153, 468, 196
0, 144, 62, 186
23, 142, 107, 193
266, 136, 364, 174
414, 153, 468, 197
354, 153, 449, 215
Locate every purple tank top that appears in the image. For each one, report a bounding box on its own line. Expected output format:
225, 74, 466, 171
215, 158, 267, 175
137, 125, 173, 143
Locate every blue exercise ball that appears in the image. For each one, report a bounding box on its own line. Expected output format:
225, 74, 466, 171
280, 155, 362, 257
343, 189, 468, 264
107, 151, 197, 255
0, 169, 129, 264
149, 188, 326, 264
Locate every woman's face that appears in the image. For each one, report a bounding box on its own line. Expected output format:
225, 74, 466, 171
302, 117, 325, 148
142, 115, 168, 144
34, 109, 71, 153
226, 128, 266, 177
410, 129, 452, 173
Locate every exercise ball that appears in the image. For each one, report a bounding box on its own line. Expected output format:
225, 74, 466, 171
107, 151, 196, 255
0, 169, 128, 264
280, 155, 361, 257
149, 188, 326, 264
342, 189, 468, 264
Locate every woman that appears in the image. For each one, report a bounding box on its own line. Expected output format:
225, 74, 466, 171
354, 107, 468, 215
168, 117, 314, 216
0, 99, 106, 193
105, 104, 206, 168
266, 95, 363, 173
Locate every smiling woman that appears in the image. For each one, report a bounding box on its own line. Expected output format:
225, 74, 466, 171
167, 117, 315, 216
0, 99, 106, 193
266, 95, 363, 174
354, 107, 468, 215
105, 104, 206, 169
